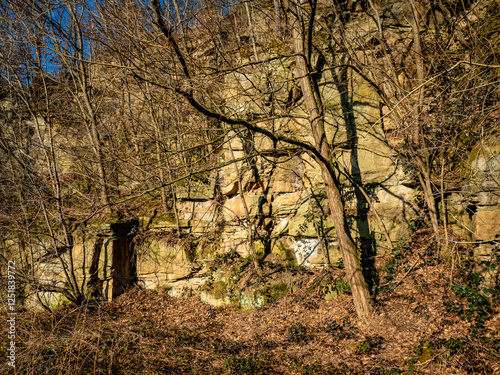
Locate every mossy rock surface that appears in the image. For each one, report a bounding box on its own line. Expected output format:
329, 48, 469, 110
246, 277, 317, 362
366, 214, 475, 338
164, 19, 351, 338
254, 240, 266, 256
465, 142, 500, 177
259, 283, 287, 304
270, 237, 297, 266
201, 257, 292, 310
211, 280, 229, 300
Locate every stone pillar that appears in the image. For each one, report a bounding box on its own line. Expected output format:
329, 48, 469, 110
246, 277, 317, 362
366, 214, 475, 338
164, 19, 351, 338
111, 236, 137, 299
96, 220, 138, 300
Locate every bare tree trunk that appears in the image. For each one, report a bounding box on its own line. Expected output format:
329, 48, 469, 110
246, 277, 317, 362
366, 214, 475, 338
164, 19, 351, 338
441, 159, 449, 257
273, 0, 282, 39
409, 0, 440, 236
244, 1, 259, 62
291, 4, 372, 319
63, 1, 110, 212
172, 0, 187, 45
417, 168, 440, 234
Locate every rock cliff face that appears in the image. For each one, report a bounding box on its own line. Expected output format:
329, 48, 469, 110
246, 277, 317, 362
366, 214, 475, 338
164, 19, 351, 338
119, 57, 422, 303
2, 0, 499, 309
43, 88, 497, 309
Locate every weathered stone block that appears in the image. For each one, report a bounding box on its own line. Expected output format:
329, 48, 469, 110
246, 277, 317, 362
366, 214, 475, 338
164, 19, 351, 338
478, 191, 500, 206
447, 211, 473, 241
225, 130, 246, 151
161, 277, 206, 298
326, 241, 342, 266
223, 194, 261, 221
473, 244, 499, 290
288, 210, 335, 238
270, 156, 304, 194
336, 143, 396, 184
272, 191, 303, 216
177, 200, 216, 224
270, 236, 296, 264
254, 132, 275, 152
223, 149, 245, 163
473, 207, 500, 241
148, 215, 190, 231
469, 144, 500, 173
136, 239, 193, 290
200, 285, 232, 307
220, 163, 258, 196
271, 217, 289, 236
219, 228, 251, 256
254, 240, 266, 256
373, 185, 418, 218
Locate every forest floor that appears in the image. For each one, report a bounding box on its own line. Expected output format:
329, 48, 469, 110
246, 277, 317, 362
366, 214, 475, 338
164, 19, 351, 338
2, 229, 500, 374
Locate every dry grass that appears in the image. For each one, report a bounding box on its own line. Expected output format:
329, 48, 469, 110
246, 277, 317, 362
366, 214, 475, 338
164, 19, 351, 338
1, 230, 499, 374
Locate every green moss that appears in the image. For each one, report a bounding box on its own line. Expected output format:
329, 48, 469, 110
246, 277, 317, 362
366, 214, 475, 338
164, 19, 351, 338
237, 291, 264, 310
254, 240, 266, 256
463, 141, 500, 178
326, 243, 343, 266
185, 245, 196, 263
271, 238, 297, 266
321, 279, 350, 300
464, 143, 481, 178
259, 283, 287, 305
136, 192, 164, 209
196, 241, 220, 260
210, 280, 228, 300
417, 341, 434, 363
101, 210, 125, 223
175, 179, 188, 187
155, 212, 177, 224
234, 257, 252, 272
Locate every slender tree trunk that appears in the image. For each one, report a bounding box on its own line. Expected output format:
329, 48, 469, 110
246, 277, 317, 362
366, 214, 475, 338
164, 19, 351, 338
291, 6, 372, 319
273, 0, 282, 39
417, 167, 440, 234
409, 0, 440, 236
244, 1, 259, 61
172, 0, 187, 45
441, 159, 449, 257
64, 1, 110, 212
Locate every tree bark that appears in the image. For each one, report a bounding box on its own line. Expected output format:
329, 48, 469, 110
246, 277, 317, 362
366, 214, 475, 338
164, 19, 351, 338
244, 1, 259, 62
409, 0, 440, 236
273, 0, 282, 39
291, 4, 372, 319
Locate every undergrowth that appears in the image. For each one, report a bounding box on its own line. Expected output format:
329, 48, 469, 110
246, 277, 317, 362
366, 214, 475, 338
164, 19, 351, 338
1, 230, 499, 374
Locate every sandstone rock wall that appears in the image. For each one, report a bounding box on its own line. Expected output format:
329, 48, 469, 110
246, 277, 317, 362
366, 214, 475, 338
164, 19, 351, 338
2, 0, 499, 309
449, 141, 500, 288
